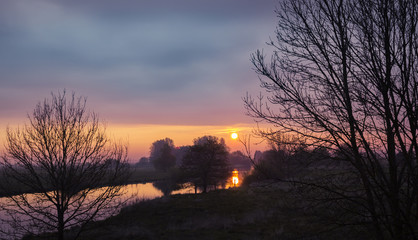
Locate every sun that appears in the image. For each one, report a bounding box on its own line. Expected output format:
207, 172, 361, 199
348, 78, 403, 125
231, 132, 238, 140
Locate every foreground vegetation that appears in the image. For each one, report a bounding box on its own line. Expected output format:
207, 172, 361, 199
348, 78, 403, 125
55, 183, 370, 240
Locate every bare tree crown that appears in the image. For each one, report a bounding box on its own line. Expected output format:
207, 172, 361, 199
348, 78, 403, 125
245, 0, 418, 239
1, 91, 129, 240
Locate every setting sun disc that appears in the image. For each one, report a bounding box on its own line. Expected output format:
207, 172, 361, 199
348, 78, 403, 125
231, 132, 238, 139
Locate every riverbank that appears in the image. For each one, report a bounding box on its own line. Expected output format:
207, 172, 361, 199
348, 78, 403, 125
0, 168, 168, 198
57, 183, 370, 240
126, 167, 171, 184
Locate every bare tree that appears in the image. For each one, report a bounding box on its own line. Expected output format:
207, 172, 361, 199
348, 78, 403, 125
245, 0, 418, 239
0, 91, 129, 240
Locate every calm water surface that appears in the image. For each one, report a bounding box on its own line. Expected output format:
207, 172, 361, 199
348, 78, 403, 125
0, 171, 242, 239
0, 182, 195, 239
119, 182, 196, 203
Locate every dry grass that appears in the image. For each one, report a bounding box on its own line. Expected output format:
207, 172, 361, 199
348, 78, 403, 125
65, 183, 370, 240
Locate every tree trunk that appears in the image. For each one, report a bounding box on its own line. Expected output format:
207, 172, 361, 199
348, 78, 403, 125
58, 207, 64, 240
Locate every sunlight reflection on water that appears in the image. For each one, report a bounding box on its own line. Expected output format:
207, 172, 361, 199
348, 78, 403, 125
120, 182, 195, 204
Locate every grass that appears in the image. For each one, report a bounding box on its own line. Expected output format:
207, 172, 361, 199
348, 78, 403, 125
10, 167, 373, 240
68, 182, 370, 240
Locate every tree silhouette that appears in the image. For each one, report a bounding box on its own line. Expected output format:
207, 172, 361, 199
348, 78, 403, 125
181, 136, 230, 193
0, 91, 129, 240
245, 0, 418, 239
149, 138, 176, 172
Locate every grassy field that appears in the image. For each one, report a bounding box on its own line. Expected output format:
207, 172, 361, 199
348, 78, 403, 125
63, 182, 369, 240
11, 167, 373, 240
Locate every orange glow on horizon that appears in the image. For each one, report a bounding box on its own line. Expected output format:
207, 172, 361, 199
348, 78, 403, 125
0, 121, 268, 162
104, 124, 262, 161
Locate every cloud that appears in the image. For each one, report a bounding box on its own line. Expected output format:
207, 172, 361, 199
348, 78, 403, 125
0, 0, 277, 126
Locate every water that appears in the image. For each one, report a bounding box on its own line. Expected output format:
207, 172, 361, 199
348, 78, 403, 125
0, 171, 242, 239
115, 182, 196, 203
0, 182, 195, 239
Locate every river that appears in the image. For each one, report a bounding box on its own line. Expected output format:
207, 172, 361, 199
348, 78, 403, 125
0, 177, 241, 239
114, 182, 196, 203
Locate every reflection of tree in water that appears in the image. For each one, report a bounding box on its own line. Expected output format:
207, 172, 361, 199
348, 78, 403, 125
153, 180, 176, 196
152, 169, 183, 196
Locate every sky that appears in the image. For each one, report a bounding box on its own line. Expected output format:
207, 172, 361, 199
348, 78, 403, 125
0, 0, 277, 160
